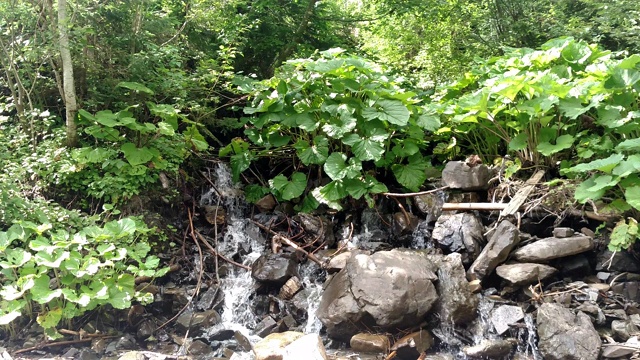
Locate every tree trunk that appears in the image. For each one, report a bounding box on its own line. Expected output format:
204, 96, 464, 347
58, 0, 78, 147
268, 0, 319, 76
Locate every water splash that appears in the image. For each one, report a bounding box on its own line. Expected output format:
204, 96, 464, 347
522, 313, 542, 360
299, 264, 324, 334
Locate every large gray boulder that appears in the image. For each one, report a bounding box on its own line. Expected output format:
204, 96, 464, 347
316, 250, 439, 341
537, 303, 601, 360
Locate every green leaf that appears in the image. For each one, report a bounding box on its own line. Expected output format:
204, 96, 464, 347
121, 143, 154, 166
613, 156, 640, 177
609, 218, 638, 251
37, 307, 63, 331
625, 186, 640, 211
269, 173, 307, 201
295, 136, 329, 165
392, 154, 427, 191
508, 133, 528, 151
104, 218, 137, 238
616, 138, 640, 152
574, 176, 607, 203
417, 113, 441, 132
324, 152, 349, 181
94, 110, 119, 127
563, 154, 625, 175
585, 175, 618, 192
351, 138, 385, 162
117, 81, 155, 95
536, 134, 574, 156
0, 249, 32, 268
297, 194, 320, 213
31, 275, 62, 304
245, 185, 270, 203
376, 99, 410, 126
311, 187, 343, 210
558, 98, 590, 119
343, 178, 369, 199
318, 180, 347, 201
230, 152, 253, 183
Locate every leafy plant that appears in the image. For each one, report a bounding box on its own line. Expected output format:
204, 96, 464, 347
49, 86, 208, 204
0, 217, 167, 339
224, 49, 440, 211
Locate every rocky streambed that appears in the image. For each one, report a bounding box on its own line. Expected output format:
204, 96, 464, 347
2, 161, 640, 360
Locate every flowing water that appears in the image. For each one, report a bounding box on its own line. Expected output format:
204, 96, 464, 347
200, 163, 541, 359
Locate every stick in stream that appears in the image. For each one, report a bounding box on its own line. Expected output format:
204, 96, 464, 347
249, 219, 323, 266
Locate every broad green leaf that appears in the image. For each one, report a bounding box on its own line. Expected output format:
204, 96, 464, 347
121, 143, 154, 166
0, 249, 32, 268
616, 138, 640, 152
343, 178, 369, 199
324, 153, 349, 181
31, 275, 62, 304
536, 134, 574, 156
104, 218, 137, 238
392, 140, 420, 157
37, 307, 63, 330
94, 110, 119, 127
245, 184, 270, 203
558, 98, 590, 119
269, 173, 307, 200
318, 180, 347, 201
625, 186, 640, 211
563, 154, 624, 174
605, 68, 640, 89
295, 136, 329, 165
312, 187, 343, 210
376, 99, 410, 126
35, 251, 70, 268
613, 156, 640, 177
109, 289, 132, 309
117, 81, 154, 95
585, 175, 618, 192
609, 218, 637, 251
561, 41, 592, 64
574, 176, 607, 203
322, 116, 357, 139
230, 152, 253, 182
508, 133, 528, 151
351, 138, 385, 161
417, 113, 441, 132
297, 194, 320, 213
392, 155, 428, 191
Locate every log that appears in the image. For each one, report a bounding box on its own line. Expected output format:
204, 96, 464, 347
500, 170, 545, 217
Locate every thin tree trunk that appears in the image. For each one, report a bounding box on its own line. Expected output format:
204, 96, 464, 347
57, 0, 78, 147
268, 0, 319, 76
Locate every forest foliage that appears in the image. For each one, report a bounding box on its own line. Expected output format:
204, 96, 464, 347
1, 0, 640, 337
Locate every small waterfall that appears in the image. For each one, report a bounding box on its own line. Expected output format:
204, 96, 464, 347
200, 163, 265, 330
300, 265, 324, 334
521, 313, 542, 360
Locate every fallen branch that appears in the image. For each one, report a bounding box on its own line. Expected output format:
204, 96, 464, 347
250, 220, 323, 265
195, 230, 251, 270
13, 336, 118, 355
382, 185, 449, 198
500, 170, 545, 218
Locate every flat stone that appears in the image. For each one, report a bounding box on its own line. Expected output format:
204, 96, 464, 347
325, 251, 355, 273
496, 263, 557, 286
442, 161, 490, 190
188, 340, 212, 356
512, 236, 594, 262
468, 220, 520, 282
350, 333, 390, 354
463, 339, 516, 358
432, 213, 484, 259
390, 331, 434, 360
553, 227, 575, 238
537, 303, 601, 360
253, 331, 304, 360
254, 316, 278, 337
256, 194, 277, 212
175, 310, 221, 335
234, 331, 253, 352
283, 334, 328, 360
491, 305, 525, 335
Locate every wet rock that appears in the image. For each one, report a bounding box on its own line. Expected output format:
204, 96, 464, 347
390, 330, 434, 360
204, 205, 226, 225
136, 318, 156, 340
576, 303, 606, 325
325, 251, 353, 273
442, 161, 490, 190
495, 263, 557, 286
597, 250, 640, 273
553, 227, 575, 238
537, 303, 601, 360
612, 319, 638, 341
253, 331, 304, 360
602, 339, 640, 358
175, 310, 221, 335
117, 352, 145, 360
210, 328, 235, 341
288, 289, 310, 324
235, 331, 253, 352
349, 333, 390, 353
463, 339, 516, 358
197, 285, 224, 311
611, 281, 640, 302
512, 235, 594, 262
188, 340, 212, 356
392, 212, 420, 235
432, 213, 484, 261
414, 192, 445, 220
91, 337, 109, 354
468, 220, 520, 282
491, 305, 525, 335
279, 276, 302, 300
297, 213, 335, 247
78, 349, 99, 360
434, 253, 479, 325
255, 316, 278, 337
252, 253, 298, 286
283, 334, 327, 360
317, 250, 438, 341
256, 194, 277, 212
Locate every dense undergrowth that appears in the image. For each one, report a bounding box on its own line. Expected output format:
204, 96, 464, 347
1, 36, 640, 341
